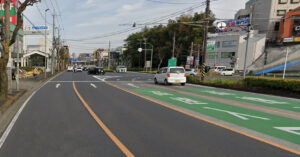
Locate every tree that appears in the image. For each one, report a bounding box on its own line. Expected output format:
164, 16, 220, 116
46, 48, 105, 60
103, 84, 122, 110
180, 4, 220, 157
0, 0, 40, 100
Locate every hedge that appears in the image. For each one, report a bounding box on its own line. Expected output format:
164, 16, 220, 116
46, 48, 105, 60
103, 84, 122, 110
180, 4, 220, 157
186, 76, 300, 96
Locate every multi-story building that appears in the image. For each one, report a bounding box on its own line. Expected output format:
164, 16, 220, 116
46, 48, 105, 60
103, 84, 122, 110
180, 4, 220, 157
235, 0, 300, 41
206, 30, 266, 72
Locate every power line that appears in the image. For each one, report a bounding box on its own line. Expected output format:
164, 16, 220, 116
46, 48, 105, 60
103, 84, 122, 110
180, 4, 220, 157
146, 0, 200, 4
66, 1, 209, 42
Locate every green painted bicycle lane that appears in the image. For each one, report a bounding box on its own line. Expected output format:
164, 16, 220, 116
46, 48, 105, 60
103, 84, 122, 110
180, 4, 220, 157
181, 88, 300, 113
133, 88, 300, 146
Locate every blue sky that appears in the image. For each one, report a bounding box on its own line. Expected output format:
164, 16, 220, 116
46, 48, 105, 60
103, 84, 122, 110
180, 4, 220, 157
24, 0, 248, 55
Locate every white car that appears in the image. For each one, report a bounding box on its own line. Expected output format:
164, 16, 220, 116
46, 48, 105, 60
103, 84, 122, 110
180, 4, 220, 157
220, 68, 235, 76
185, 68, 198, 76
154, 67, 186, 86
116, 66, 127, 73
75, 67, 83, 72
67, 66, 73, 72
212, 66, 226, 72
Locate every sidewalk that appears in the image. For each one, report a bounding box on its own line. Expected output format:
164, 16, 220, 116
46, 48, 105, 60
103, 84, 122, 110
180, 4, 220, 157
0, 72, 61, 137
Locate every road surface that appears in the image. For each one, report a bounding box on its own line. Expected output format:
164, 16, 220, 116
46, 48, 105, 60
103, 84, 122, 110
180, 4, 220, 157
0, 71, 299, 157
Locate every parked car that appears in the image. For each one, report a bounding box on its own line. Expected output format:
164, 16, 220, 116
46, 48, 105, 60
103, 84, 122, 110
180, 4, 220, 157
88, 67, 105, 75
220, 68, 235, 76
116, 66, 127, 73
154, 67, 186, 86
75, 67, 83, 72
83, 66, 88, 71
67, 66, 73, 72
185, 68, 198, 76
212, 66, 226, 72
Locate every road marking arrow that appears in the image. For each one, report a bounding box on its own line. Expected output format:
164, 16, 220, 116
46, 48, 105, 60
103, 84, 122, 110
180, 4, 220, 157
203, 90, 235, 96
293, 107, 300, 109
203, 107, 270, 121
151, 91, 173, 96
56, 83, 61, 88
274, 127, 300, 135
90, 83, 97, 88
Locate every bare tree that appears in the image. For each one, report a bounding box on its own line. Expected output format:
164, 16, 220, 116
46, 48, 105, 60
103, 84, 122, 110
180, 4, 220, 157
0, 0, 40, 100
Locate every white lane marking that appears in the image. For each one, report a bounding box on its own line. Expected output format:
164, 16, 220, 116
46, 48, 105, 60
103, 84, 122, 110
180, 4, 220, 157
50, 81, 104, 83
170, 97, 207, 105
151, 91, 173, 96
274, 127, 300, 135
236, 97, 288, 105
293, 107, 300, 109
203, 107, 270, 121
127, 83, 140, 88
56, 83, 61, 88
0, 71, 63, 149
117, 79, 120, 81
90, 83, 97, 88
204, 90, 235, 96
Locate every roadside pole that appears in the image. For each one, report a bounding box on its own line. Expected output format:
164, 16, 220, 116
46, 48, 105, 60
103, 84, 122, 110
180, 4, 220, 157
144, 38, 147, 71
16, 0, 19, 91
283, 46, 289, 79
201, 0, 210, 81
150, 45, 153, 71
51, 14, 55, 75
172, 32, 176, 59
243, 27, 250, 79
44, 9, 49, 78
108, 41, 111, 69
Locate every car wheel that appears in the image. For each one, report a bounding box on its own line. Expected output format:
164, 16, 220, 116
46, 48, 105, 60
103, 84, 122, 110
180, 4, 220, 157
164, 79, 169, 86
181, 83, 185, 86
154, 78, 158, 84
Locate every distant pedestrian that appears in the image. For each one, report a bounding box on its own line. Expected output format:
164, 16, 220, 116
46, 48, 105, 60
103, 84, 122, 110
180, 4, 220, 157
11, 68, 15, 80
33, 68, 38, 80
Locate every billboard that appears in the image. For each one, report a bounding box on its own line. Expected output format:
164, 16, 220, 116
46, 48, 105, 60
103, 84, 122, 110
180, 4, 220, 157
24, 26, 49, 35
292, 16, 300, 38
0, 0, 21, 25
216, 18, 250, 33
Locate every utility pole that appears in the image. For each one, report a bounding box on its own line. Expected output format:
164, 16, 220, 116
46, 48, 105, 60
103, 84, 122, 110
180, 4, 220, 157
108, 41, 111, 69
44, 9, 49, 78
243, 26, 251, 79
16, 0, 19, 91
196, 44, 200, 69
283, 46, 289, 79
51, 14, 55, 75
172, 32, 176, 58
144, 38, 147, 70
190, 42, 193, 56
201, 0, 210, 81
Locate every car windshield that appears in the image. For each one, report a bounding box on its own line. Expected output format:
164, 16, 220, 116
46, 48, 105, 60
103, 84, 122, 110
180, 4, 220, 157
185, 69, 191, 72
170, 68, 184, 73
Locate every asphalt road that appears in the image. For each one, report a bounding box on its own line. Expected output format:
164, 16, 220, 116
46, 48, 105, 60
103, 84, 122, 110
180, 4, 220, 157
0, 71, 299, 157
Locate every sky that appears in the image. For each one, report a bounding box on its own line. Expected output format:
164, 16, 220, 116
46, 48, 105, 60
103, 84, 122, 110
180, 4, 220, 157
23, 0, 248, 55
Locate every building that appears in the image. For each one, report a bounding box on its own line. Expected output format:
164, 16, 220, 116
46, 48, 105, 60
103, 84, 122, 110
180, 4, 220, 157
278, 6, 300, 42
206, 30, 266, 72
235, 0, 300, 41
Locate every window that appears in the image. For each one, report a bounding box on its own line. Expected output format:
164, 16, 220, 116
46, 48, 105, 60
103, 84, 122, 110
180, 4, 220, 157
278, 0, 288, 4
222, 41, 238, 47
277, 10, 286, 16
291, 0, 300, 4
274, 22, 280, 31
216, 41, 220, 48
221, 52, 235, 58
170, 68, 184, 73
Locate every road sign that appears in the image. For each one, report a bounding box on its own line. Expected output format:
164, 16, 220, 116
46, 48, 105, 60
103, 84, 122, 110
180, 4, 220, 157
24, 25, 50, 35
207, 41, 216, 51
145, 61, 151, 68
168, 58, 177, 67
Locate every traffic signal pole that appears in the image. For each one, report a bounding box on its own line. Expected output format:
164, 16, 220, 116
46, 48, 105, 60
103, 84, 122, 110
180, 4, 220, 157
201, 0, 210, 81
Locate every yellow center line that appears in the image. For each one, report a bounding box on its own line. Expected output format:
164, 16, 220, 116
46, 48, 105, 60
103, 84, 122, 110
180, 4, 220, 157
72, 82, 134, 157
105, 82, 300, 156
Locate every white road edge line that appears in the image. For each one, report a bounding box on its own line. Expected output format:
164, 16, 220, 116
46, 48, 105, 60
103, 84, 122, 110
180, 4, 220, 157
56, 83, 61, 88
90, 83, 97, 88
0, 71, 64, 150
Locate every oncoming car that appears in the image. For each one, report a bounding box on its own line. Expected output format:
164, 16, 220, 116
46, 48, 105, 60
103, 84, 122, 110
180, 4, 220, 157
116, 66, 127, 73
154, 67, 186, 86
67, 66, 73, 72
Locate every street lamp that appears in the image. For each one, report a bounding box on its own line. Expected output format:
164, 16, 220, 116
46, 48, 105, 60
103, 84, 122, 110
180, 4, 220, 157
44, 8, 50, 78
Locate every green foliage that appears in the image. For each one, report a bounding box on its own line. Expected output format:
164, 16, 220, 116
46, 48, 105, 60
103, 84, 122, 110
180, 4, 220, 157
124, 12, 216, 69
244, 77, 300, 93
186, 76, 300, 95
